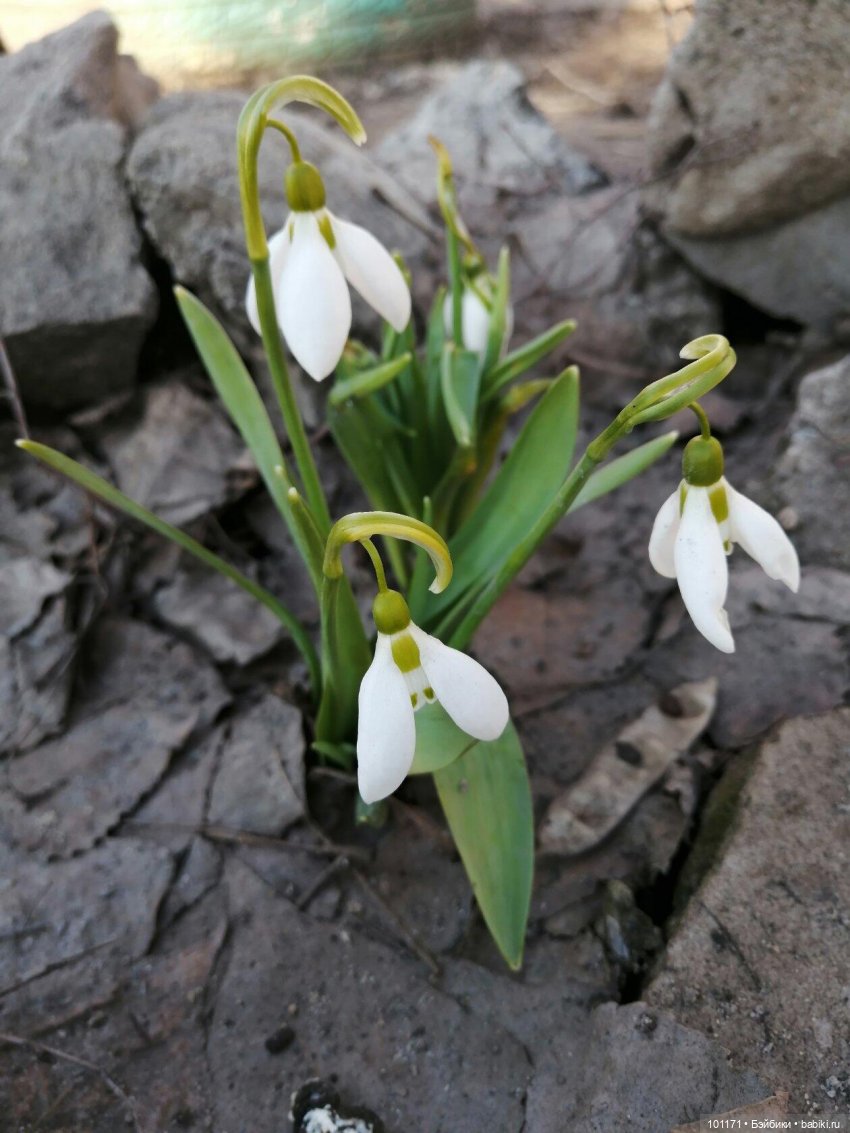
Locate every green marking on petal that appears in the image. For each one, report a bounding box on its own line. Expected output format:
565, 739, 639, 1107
424, 686, 435, 700
709, 482, 729, 524
318, 212, 336, 249
391, 632, 421, 674
411, 692, 418, 708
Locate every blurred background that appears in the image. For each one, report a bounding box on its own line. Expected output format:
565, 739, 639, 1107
1, 0, 691, 167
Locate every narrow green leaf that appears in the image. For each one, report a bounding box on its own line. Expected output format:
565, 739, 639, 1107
409, 703, 477, 775
17, 440, 321, 693
413, 368, 579, 628
434, 721, 533, 969
175, 286, 322, 586
480, 247, 511, 376
567, 430, 679, 512
440, 344, 481, 450
484, 318, 577, 398
315, 575, 372, 744
312, 739, 355, 766
329, 353, 412, 406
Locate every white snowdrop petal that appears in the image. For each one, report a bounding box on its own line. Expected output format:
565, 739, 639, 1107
462, 289, 492, 354
245, 225, 291, 334
356, 635, 416, 803
674, 486, 735, 653
648, 487, 682, 580
411, 627, 509, 742
276, 213, 351, 381
330, 214, 411, 332
442, 289, 492, 354
726, 480, 800, 592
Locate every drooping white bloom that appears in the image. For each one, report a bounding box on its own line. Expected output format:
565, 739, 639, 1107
649, 438, 799, 653
246, 161, 411, 381
357, 591, 509, 803
443, 284, 513, 356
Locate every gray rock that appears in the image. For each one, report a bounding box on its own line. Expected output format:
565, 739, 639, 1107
644, 0, 850, 324
4, 616, 228, 857
377, 59, 603, 213
99, 374, 250, 526
438, 962, 770, 1131
662, 200, 850, 325
646, 0, 850, 238
0, 12, 159, 411
647, 709, 850, 1112
563, 1002, 770, 1130
207, 694, 305, 835
209, 857, 529, 1133
2, 889, 224, 1130
0, 836, 173, 1032
518, 190, 721, 391
772, 355, 850, 570
645, 598, 848, 750
0, 598, 76, 755
152, 555, 286, 665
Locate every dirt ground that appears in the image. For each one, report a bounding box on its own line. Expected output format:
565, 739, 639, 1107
2, 3, 849, 1131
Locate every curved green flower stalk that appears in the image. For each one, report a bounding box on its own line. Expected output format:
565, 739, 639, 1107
236, 77, 366, 534
448, 335, 737, 649
324, 511, 453, 594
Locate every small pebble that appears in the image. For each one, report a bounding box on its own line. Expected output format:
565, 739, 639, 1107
264, 1024, 295, 1054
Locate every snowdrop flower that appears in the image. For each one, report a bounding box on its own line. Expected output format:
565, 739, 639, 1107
246, 160, 411, 381
649, 434, 799, 653
443, 280, 513, 356
357, 589, 509, 802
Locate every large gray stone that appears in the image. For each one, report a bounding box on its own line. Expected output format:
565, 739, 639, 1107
646, 0, 850, 238
0, 13, 159, 411
661, 200, 850, 326
647, 709, 850, 1112
644, 0, 850, 324
209, 857, 529, 1133
772, 355, 850, 570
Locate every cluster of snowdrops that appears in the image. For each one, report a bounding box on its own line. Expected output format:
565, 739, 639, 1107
20, 78, 799, 968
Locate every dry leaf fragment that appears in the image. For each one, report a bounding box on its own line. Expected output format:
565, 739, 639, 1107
539, 678, 717, 855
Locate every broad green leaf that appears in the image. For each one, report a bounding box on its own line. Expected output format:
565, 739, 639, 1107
175, 286, 321, 586
440, 344, 481, 449
484, 317, 577, 397
409, 702, 478, 774
17, 440, 320, 693
412, 368, 579, 627
434, 721, 533, 969
568, 430, 679, 512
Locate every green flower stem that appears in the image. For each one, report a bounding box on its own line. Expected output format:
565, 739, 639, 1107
265, 118, 302, 159
691, 401, 712, 439
17, 440, 321, 694
237, 77, 366, 535
448, 422, 620, 650
251, 255, 332, 535
361, 538, 388, 592
448, 335, 736, 651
